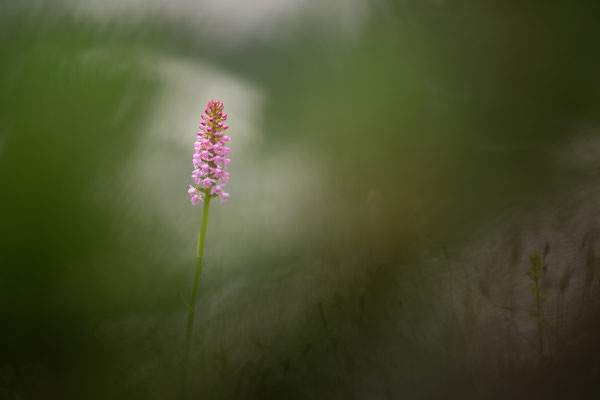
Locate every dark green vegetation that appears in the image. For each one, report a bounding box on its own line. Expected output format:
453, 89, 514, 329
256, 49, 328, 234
1, 1, 600, 399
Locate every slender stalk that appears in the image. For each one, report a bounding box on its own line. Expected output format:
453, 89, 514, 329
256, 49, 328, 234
534, 278, 544, 362
183, 194, 211, 373
528, 250, 545, 364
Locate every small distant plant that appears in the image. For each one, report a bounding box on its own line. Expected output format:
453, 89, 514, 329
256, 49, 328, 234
183, 100, 231, 377
528, 245, 548, 362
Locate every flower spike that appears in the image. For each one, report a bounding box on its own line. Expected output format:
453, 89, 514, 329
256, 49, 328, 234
187, 100, 231, 205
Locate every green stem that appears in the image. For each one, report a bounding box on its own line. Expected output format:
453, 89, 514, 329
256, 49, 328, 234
183, 195, 211, 374
535, 279, 544, 362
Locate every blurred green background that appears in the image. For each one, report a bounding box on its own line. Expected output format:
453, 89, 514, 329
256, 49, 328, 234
1, 1, 600, 399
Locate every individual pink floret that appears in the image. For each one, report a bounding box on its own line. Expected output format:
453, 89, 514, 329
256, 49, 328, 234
192, 170, 203, 185
199, 163, 210, 175
211, 167, 227, 180
201, 177, 216, 188
188, 185, 203, 205
200, 150, 213, 160
210, 185, 224, 196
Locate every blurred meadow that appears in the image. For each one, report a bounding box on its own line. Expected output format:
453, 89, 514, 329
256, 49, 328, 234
1, 0, 600, 399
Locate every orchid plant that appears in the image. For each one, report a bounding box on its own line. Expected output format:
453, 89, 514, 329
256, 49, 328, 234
183, 100, 231, 373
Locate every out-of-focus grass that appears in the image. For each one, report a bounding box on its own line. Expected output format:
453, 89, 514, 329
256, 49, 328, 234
0, 9, 163, 397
